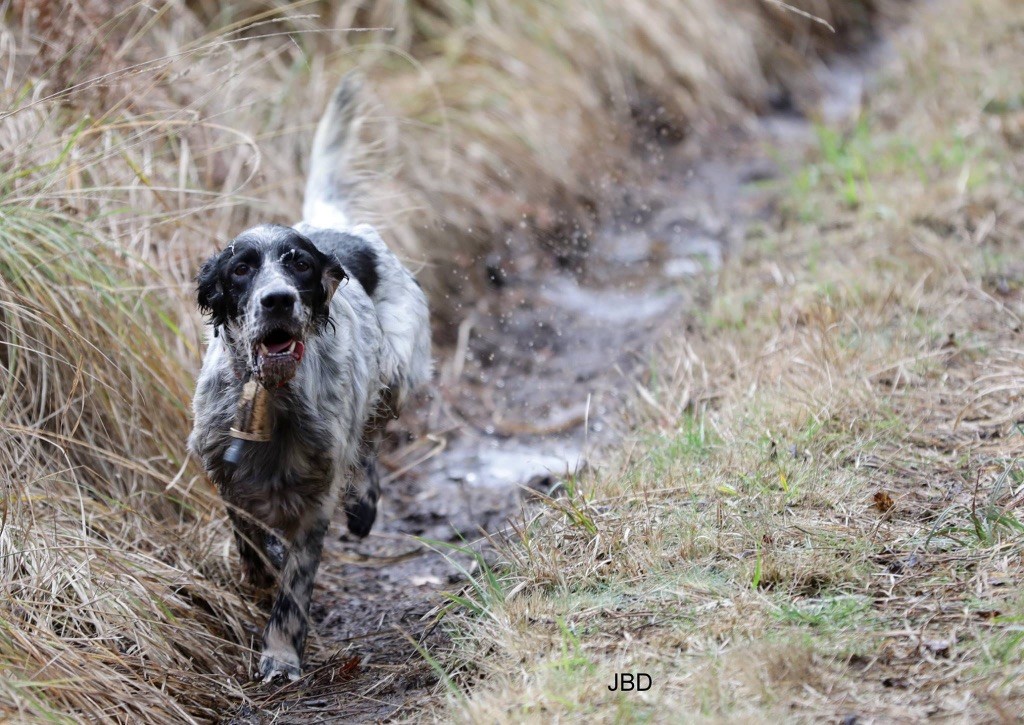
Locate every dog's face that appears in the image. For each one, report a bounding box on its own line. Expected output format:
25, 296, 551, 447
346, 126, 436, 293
196, 224, 346, 385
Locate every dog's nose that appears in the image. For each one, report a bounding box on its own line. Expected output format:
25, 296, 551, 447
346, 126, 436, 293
261, 290, 297, 315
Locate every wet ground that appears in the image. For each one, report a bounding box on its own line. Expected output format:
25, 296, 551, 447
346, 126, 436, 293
231, 52, 877, 723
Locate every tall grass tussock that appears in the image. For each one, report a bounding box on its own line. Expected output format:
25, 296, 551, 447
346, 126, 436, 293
2, 0, 887, 719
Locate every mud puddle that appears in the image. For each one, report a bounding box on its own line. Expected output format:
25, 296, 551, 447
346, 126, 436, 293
232, 52, 878, 723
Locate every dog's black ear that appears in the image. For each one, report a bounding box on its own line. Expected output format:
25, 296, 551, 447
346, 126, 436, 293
196, 253, 228, 332
321, 255, 348, 302
311, 255, 347, 332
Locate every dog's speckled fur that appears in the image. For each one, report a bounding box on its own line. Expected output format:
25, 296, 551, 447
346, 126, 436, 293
188, 79, 431, 682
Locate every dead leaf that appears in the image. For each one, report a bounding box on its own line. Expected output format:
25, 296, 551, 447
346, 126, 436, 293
873, 491, 895, 513
336, 656, 361, 678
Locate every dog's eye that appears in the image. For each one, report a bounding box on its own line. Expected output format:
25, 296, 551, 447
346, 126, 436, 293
233, 263, 250, 277
294, 260, 310, 273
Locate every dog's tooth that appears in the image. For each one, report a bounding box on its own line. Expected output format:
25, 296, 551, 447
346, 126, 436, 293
259, 343, 269, 355
287, 340, 296, 353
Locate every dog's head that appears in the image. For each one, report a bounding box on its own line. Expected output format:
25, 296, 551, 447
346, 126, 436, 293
196, 224, 346, 385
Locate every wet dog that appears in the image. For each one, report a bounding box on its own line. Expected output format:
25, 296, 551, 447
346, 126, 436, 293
188, 79, 431, 682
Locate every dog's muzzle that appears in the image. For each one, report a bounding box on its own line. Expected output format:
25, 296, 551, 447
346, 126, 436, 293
253, 328, 305, 388
251, 289, 306, 387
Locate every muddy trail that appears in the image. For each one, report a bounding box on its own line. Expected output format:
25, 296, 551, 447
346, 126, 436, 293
229, 53, 877, 724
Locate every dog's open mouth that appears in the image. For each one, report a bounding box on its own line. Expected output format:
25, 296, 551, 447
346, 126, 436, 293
254, 328, 305, 387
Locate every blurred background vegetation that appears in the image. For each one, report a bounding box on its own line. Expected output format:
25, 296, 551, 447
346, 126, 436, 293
0, 0, 893, 719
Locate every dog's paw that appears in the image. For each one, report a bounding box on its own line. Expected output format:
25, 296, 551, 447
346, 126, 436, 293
257, 648, 301, 684
344, 496, 377, 538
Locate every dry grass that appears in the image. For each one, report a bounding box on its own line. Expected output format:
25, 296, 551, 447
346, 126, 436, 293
6, 0, 891, 327
0, 0, 892, 720
435, 0, 1024, 721
0, 81, 262, 725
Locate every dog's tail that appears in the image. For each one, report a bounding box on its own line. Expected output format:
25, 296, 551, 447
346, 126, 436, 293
302, 75, 362, 230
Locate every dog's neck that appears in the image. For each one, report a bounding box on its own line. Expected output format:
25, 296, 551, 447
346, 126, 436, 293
218, 325, 252, 381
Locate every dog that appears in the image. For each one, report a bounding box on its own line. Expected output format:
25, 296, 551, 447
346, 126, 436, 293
188, 78, 431, 682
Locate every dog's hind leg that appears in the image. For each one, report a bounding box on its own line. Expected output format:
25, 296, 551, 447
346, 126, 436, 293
344, 392, 395, 538
345, 446, 381, 539
258, 509, 330, 682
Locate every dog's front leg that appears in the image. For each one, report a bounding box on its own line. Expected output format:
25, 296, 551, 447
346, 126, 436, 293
227, 508, 276, 591
257, 509, 330, 682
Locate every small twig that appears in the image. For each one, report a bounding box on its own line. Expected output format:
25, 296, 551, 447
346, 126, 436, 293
380, 434, 447, 485
446, 312, 476, 384
764, 0, 836, 32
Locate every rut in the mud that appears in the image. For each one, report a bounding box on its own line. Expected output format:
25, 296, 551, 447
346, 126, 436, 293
231, 54, 877, 723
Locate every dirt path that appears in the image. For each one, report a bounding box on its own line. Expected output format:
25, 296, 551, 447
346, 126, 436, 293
229, 52, 879, 724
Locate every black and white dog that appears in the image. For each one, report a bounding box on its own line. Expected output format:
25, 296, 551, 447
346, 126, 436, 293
188, 80, 431, 682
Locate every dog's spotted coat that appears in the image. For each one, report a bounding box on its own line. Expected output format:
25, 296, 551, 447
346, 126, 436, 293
188, 81, 431, 681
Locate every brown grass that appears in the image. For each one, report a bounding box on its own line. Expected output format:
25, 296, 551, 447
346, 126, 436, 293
7, 0, 891, 326
433, 0, 1024, 721
1, 0, 892, 720
0, 86, 264, 720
